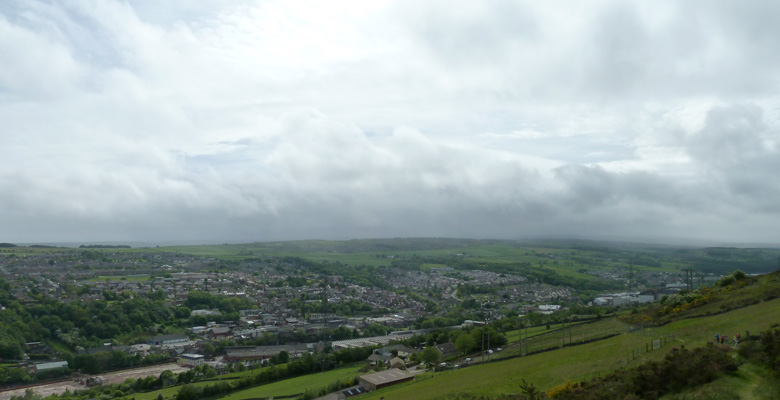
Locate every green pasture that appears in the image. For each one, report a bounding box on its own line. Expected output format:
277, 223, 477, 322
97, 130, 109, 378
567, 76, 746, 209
118, 380, 216, 400
105, 241, 683, 284
504, 320, 588, 343
659, 360, 778, 399
117, 364, 363, 400
218, 364, 363, 399
358, 297, 780, 400
121, 245, 257, 261
298, 252, 392, 267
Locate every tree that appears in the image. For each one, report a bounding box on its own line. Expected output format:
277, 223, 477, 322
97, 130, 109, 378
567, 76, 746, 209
159, 370, 176, 387
455, 333, 478, 355
270, 350, 289, 365
21, 388, 42, 400
519, 379, 542, 400
176, 384, 203, 400
420, 346, 440, 367
0, 334, 23, 359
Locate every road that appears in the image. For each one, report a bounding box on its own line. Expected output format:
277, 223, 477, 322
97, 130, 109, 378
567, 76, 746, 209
0, 363, 190, 400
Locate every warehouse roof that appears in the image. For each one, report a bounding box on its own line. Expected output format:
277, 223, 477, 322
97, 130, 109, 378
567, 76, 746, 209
359, 368, 411, 385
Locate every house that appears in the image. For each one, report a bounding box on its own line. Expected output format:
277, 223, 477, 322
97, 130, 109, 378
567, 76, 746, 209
208, 327, 232, 340
178, 353, 205, 367
377, 344, 419, 358
130, 344, 151, 357
358, 368, 413, 391
191, 326, 207, 334
434, 343, 458, 359
367, 351, 393, 366
389, 357, 406, 370
148, 334, 189, 346
25, 342, 56, 357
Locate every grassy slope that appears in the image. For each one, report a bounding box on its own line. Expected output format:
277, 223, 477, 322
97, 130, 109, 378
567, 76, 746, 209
118, 380, 215, 400
659, 362, 779, 400
218, 364, 363, 400
117, 364, 364, 400
357, 274, 780, 399
504, 322, 582, 343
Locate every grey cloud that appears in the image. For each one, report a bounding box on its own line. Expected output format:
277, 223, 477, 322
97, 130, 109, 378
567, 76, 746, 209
687, 105, 767, 166
686, 104, 780, 212
405, 0, 537, 66
2, 1, 780, 245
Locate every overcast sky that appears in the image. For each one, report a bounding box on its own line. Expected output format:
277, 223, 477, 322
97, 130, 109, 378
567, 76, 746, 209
2, 0, 779, 245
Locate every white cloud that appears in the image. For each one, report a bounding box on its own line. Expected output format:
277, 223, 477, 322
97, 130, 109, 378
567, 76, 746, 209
1, 0, 780, 244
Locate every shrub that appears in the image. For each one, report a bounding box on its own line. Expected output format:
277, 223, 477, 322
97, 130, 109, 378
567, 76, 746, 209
550, 345, 736, 400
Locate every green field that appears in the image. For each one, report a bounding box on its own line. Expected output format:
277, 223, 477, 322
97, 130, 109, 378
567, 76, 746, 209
218, 364, 363, 399
117, 364, 364, 400
504, 320, 588, 343
357, 296, 780, 399
104, 241, 664, 290
110, 239, 680, 276
661, 362, 779, 400
503, 319, 595, 346
119, 380, 216, 400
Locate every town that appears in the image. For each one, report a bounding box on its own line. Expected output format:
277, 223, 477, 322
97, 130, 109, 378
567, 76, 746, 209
0, 240, 771, 399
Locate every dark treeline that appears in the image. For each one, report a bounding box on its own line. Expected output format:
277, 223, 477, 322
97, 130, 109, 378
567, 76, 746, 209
79, 244, 132, 249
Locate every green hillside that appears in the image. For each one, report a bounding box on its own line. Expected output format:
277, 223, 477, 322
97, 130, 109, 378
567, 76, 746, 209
357, 272, 780, 399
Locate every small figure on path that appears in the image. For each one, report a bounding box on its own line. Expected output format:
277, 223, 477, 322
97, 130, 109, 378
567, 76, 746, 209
715, 333, 720, 344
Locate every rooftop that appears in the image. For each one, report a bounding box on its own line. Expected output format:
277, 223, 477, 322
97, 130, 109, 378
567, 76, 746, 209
359, 368, 411, 385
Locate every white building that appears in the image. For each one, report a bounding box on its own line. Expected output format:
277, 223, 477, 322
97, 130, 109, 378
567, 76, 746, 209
537, 305, 561, 314
178, 354, 205, 367
593, 297, 611, 306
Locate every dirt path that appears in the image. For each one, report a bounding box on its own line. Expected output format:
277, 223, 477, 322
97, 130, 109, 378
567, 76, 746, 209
0, 363, 189, 400
737, 362, 762, 400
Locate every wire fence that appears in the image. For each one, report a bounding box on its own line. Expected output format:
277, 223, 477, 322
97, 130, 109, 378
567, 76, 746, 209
611, 335, 676, 371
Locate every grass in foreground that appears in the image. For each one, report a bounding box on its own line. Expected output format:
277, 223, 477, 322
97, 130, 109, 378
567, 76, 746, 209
218, 364, 363, 400
358, 297, 780, 400
660, 362, 779, 400
117, 365, 363, 400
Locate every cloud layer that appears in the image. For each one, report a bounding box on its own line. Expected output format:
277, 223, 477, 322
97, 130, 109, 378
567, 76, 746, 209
1, 0, 779, 244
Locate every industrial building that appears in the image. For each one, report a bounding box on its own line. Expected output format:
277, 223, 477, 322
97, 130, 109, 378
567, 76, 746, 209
358, 368, 413, 391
